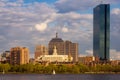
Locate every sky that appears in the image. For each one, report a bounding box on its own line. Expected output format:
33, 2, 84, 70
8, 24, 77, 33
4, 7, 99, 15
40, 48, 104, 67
0, 0, 120, 60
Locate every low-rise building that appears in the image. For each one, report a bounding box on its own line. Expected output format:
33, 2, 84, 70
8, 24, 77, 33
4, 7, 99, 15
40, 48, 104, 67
36, 46, 73, 63
0, 51, 10, 63
78, 56, 95, 65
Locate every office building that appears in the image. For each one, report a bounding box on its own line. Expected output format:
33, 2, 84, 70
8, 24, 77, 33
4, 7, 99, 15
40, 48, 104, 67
34, 45, 48, 59
48, 33, 78, 62
10, 47, 29, 65
93, 4, 110, 60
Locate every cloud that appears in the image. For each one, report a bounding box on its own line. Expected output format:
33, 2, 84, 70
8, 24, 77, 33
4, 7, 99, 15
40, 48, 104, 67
62, 27, 68, 32
110, 8, 120, 51
110, 49, 120, 60
85, 50, 93, 56
55, 0, 120, 13
35, 23, 47, 32
111, 8, 120, 15
79, 49, 120, 60
55, 0, 96, 13
79, 49, 93, 57
0, 0, 120, 60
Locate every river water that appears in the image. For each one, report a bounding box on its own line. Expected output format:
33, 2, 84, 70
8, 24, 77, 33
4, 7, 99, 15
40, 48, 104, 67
0, 74, 120, 80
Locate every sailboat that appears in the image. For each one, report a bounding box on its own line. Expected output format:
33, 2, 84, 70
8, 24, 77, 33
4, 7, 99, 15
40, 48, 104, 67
2, 70, 5, 74
52, 70, 56, 75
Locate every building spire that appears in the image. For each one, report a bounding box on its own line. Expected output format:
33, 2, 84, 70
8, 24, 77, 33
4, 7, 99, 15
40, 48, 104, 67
56, 32, 58, 38
101, 0, 103, 4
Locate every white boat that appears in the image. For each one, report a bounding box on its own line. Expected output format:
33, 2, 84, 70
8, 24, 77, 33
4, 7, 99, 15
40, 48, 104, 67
52, 70, 56, 75
2, 70, 5, 74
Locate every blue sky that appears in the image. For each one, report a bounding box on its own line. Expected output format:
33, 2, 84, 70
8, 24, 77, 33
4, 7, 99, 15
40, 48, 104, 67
0, 0, 120, 60
24, 0, 57, 3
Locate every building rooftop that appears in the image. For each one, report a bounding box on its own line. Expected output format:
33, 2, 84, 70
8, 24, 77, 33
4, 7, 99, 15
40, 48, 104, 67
49, 33, 64, 43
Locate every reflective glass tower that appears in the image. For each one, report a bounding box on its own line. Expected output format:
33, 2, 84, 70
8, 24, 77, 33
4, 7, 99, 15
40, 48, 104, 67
93, 4, 110, 60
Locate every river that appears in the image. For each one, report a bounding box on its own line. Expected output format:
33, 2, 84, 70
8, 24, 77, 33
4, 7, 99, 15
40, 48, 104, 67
0, 74, 120, 80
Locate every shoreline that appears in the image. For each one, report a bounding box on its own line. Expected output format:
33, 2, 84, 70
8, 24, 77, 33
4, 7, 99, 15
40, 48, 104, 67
1, 72, 120, 74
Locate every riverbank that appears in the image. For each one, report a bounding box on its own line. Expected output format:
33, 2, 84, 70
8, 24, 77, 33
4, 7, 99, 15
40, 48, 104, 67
1, 72, 120, 74
1, 63, 120, 74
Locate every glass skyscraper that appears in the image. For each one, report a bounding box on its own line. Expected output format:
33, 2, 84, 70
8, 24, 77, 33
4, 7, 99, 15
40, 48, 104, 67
93, 4, 110, 60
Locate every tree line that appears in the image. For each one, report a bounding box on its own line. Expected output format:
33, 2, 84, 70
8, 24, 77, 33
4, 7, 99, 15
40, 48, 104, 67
0, 63, 120, 74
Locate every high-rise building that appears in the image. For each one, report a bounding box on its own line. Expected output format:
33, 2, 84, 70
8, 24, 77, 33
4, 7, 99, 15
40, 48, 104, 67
93, 4, 110, 60
48, 33, 78, 62
10, 47, 29, 65
34, 45, 48, 59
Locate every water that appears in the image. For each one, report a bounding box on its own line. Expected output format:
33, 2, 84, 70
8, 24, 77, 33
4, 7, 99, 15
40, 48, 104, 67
0, 74, 120, 80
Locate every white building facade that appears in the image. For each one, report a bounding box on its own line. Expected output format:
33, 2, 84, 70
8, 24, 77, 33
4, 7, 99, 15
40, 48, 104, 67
36, 46, 73, 62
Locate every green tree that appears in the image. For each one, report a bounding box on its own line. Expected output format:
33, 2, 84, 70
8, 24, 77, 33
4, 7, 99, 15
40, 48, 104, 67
0, 63, 11, 72
33, 64, 44, 73
76, 63, 89, 73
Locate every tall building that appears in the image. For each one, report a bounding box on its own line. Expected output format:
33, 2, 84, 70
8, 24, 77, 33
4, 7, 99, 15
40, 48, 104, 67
48, 33, 78, 62
10, 47, 29, 65
34, 45, 48, 59
93, 4, 110, 60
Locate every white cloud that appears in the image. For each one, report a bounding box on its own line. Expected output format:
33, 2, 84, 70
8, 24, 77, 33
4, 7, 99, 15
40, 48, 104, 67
110, 49, 120, 60
0, 0, 120, 59
35, 23, 47, 32
79, 50, 93, 57
55, 0, 120, 13
55, 0, 96, 13
85, 50, 93, 56
79, 49, 120, 60
111, 8, 120, 15
62, 27, 68, 32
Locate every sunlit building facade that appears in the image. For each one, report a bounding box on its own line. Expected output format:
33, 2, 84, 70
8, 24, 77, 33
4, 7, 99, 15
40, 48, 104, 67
93, 4, 110, 60
36, 46, 73, 62
10, 47, 29, 65
34, 45, 48, 59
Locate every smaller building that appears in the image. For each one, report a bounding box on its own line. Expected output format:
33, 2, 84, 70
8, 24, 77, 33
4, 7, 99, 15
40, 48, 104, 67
29, 58, 35, 64
36, 46, 73, 63
34, 45, 48, 59
110, 60, 120, 66
0, 51, 10, 64
78, 56, 95, 65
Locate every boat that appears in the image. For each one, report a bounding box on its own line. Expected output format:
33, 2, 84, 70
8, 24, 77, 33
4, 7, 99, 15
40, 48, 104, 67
2, 70, 5, 74
52, 70, 56, 75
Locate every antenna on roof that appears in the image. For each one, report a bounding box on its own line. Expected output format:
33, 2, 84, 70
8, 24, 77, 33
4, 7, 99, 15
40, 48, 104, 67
56, 32, 58, 38
100, 0, 103, 4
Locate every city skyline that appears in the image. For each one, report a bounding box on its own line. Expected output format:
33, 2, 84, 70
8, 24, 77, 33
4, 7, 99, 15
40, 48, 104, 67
0, 0, 120, 60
